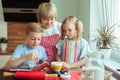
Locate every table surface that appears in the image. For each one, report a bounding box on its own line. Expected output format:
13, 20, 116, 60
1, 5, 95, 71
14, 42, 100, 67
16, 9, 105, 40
0, 68, 116, 80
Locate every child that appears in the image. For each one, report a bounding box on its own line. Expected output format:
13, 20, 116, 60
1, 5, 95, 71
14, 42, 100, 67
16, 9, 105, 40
36, 2, 61, 62
2, 22, 48, 70
56, 16, 91, 69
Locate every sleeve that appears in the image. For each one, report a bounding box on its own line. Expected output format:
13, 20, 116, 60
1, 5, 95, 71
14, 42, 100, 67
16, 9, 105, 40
79, 39, 91, 59
12, 45, 24, 58
56, 40, 63, 55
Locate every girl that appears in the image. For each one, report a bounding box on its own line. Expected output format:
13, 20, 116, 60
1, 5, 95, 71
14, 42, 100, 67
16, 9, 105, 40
2, 23, 48, 70
36, 3, 61, 62
56, 16, 91, 69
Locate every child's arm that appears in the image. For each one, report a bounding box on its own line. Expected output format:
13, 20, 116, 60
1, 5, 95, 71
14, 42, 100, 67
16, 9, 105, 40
1, 56, 27, 70
56, 54, 62, 61
2, 53, 39, 70
63, 56, 88, 68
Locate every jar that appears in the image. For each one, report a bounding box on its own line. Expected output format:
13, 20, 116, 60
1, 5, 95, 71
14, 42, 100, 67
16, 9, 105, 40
84, 52, 105, 80
81, 70, 94, 80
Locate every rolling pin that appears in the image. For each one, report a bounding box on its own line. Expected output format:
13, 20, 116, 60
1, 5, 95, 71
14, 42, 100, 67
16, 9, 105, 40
3, 71, 58, 79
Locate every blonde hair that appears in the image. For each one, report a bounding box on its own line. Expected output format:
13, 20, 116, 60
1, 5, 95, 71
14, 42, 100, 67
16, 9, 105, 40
61, 16, 83, 40
26, 22, 43, 35
36, 2, 57, 22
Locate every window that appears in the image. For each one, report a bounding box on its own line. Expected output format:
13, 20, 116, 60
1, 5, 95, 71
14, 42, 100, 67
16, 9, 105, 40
111, 0, 120, 63
111, 49, 120, 63
118, 0, 120, 19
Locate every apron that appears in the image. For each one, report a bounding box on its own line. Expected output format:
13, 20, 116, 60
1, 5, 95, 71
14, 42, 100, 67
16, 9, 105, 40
62, 41, 79, 64
40, 34, 60, 62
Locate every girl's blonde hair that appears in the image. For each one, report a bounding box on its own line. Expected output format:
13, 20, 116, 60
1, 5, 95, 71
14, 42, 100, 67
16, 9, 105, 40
61, 16, 83, 40
26, 22, 43, 35
36, 2, 57, 22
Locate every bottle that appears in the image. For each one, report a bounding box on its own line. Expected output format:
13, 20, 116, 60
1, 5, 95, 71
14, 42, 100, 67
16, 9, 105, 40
84, 51, 104, 80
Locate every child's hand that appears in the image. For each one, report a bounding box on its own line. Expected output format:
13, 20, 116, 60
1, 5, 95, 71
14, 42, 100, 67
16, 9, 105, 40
61, 67, 68, 73
25, 52, 39, 61
63, 62, 71, 68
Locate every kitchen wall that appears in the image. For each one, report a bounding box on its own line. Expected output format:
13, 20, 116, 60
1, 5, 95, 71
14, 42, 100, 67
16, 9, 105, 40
51, 0, 90, 41
0, 0, 8, 68
0, 0, 7, 38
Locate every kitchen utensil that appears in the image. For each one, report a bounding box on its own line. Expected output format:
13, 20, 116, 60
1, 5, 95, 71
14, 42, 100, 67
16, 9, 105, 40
3, 71, 58, 79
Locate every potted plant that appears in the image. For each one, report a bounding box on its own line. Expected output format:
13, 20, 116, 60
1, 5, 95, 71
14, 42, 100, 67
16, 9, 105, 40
93, 22, 120, 59
0, 37, 8, 52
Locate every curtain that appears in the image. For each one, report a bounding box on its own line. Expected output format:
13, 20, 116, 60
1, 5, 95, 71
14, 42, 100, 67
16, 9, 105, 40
101, 0, 119, 25
90, 0, 119, 51
101, 0, 120, 63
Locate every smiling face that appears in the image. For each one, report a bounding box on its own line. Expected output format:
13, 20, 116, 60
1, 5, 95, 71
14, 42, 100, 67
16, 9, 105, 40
26, 32, 42, 48
37, 3, 57, 29
41, 17, 55, 29
62, 23, 77, 40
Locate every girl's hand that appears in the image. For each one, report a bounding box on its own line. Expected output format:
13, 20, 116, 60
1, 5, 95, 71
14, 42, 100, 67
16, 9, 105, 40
63, 62, 71, 68
61, 67, 68, 73
25, 52, 39, 61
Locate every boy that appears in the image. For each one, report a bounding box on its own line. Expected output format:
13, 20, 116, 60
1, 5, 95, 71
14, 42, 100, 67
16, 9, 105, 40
2, 23, 48, 70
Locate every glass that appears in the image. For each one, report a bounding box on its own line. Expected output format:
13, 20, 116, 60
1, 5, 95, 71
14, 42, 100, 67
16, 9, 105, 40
51, 62, 63, 73
41, 17, 55, 23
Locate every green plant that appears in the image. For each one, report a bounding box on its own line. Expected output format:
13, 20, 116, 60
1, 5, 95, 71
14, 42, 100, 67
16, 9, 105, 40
94, 22, 120, 49
0, 37, 7, 43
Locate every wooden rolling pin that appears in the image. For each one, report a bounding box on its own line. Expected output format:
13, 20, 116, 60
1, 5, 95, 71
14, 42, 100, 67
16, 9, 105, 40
3, 72, 58, 79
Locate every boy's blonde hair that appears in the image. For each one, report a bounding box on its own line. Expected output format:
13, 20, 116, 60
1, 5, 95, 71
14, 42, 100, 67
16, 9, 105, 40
61, 16, 83, 40
26, 22, 43, 35
36, 2, 57, 22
